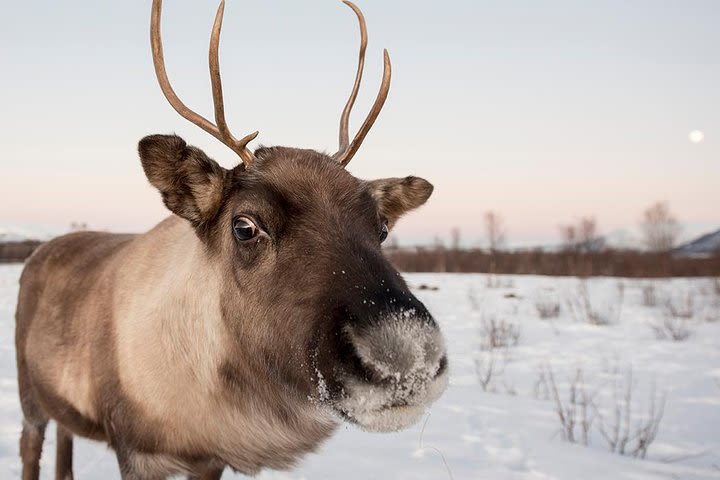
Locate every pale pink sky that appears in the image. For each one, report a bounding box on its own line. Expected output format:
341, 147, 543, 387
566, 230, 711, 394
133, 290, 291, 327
1, 1, 718, 246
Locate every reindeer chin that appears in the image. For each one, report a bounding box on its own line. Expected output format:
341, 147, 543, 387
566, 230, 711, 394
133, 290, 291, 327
333, 364, 449, 433
346, 404, 427, 433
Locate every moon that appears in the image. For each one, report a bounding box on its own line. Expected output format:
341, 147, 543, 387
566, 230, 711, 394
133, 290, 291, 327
688, 130, 704, 143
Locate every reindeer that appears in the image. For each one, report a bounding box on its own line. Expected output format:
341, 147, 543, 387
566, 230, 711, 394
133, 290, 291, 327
15, 1, 448, 479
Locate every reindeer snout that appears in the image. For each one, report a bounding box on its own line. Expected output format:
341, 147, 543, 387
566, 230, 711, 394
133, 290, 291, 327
343, 312, 448, 401
335, 311, 449, 432
351, 319, 446, 380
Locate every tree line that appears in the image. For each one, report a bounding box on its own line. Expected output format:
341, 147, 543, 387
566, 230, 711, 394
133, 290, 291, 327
384, 201, 720, 277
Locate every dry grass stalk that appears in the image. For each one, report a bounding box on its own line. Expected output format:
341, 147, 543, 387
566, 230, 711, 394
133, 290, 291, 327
567, 280, 624, 326
540, 365, 596, 446
479, 314, 520, 351
594, 367, 666, 459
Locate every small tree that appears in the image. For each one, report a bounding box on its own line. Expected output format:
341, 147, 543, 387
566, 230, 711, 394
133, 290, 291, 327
450, 227, 461, 251
560, 217, 601, 252
484, 211, 505, 282
640, 202, 681, 252
559, 224, 577, 251
484, 211, 505, 252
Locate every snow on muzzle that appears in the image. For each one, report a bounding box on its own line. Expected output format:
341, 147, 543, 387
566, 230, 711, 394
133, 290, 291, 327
335, 310, 449, 432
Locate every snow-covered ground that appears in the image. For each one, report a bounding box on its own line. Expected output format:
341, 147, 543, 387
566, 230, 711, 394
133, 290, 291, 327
1, 265, 719, 479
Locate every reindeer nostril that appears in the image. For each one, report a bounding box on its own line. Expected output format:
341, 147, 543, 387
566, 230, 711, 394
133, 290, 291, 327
434, 355, 448, 379
339, 335, 386, 384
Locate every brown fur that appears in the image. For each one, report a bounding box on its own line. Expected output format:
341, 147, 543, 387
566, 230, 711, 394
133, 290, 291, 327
16, 135, 441, 479
367, 176, 434, 229
55, 425, 73, 480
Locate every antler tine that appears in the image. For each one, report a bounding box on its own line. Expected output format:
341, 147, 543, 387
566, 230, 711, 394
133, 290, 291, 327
209, 0, 257, 165
150, 0, 217, 141
337, 50, 391, 167
333, 2, 392, 167
335, 1, 368, 156
150, 0, 257, 166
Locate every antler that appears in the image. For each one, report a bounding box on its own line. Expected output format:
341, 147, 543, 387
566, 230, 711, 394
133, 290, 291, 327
150, 0, 257, 166
333, 1, 392, 167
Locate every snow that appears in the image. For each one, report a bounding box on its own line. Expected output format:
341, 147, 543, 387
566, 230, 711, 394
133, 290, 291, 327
1, 265, 719, 479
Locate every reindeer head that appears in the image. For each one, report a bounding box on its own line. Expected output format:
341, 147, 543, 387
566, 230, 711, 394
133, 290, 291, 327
139, 0, 448, 432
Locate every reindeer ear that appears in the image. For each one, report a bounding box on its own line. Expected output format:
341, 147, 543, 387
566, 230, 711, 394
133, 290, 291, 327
138, 134, 228, 227
367, 176, 434, 228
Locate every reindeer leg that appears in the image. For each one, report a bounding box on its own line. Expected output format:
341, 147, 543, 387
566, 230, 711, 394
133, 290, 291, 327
18, 359, 49, 480
20, 419, 47, 480
55, 424, 74, 480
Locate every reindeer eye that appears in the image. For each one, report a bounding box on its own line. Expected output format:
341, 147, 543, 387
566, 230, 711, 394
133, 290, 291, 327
379, 222, 389, 243
233, 216, 258, 241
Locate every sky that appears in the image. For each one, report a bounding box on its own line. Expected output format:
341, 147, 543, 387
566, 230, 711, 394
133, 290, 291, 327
0, 0, 718, 247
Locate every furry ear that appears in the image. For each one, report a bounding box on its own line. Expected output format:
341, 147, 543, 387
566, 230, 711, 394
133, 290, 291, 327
138, 134, 228, 227
367, 176, 434, 228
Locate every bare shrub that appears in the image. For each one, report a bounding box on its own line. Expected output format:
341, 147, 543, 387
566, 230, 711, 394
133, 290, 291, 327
479, 314, 520, 350
485, 275, 514, 289
637, 286, 693, 339
567, 280, 623, 326
468, 288, 480, 311
535, 299, 561, 319
647, 289, 697, 337
649, 314, 692, 341
534, 288, 561, 319
641, 283, 657, 307
697, 279, 720, 322
503, 381, 517, 396
533, 368, 550, 400
663, 291, 694, 319
485, 275, 500, 289
474, 350, 516, 394
703, 296, 720, 323
472, 298, 518, 392
540, 365, 667, 458
594, 367, 666, 459
474, 350, 505, 392
539, 365, 595, 445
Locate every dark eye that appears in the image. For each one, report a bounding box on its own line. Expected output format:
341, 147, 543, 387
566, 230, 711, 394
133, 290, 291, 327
379, 222, 389, 243
233, 216, 259, 241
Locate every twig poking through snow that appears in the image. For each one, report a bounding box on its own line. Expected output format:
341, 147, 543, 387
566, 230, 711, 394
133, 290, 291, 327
593, 366, 667, 459
417, 413, 455, 480
541, 364, 596, 445
566, 280, 624, 326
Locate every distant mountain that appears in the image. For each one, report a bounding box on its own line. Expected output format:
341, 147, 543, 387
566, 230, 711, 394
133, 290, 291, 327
674, 228, 720, 257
